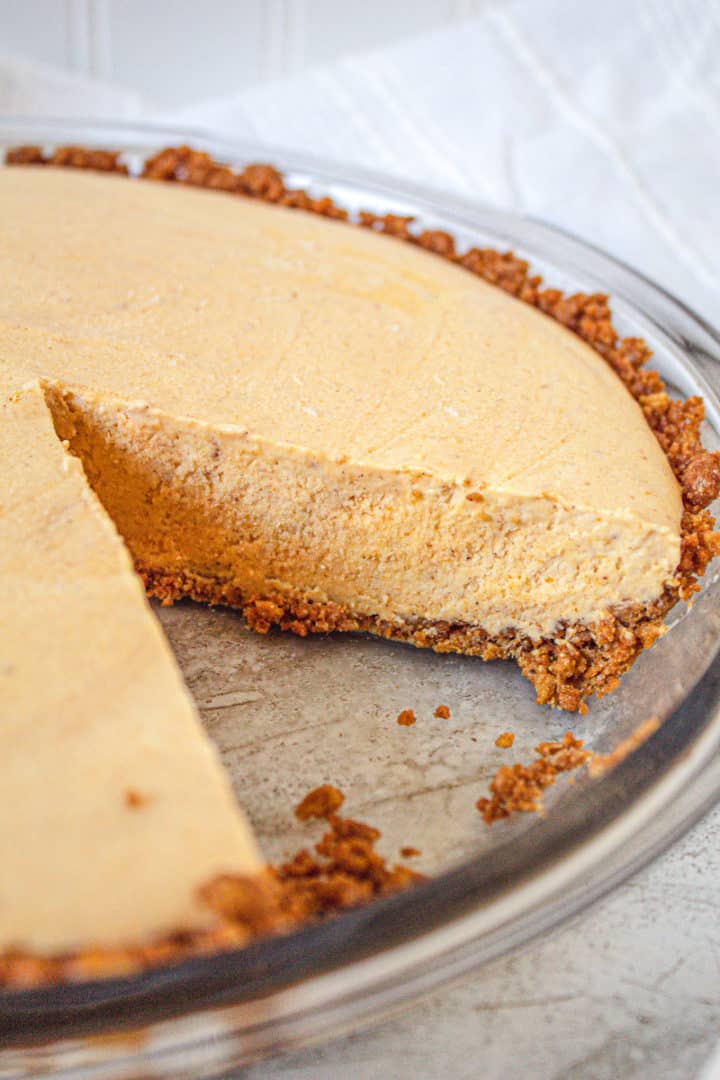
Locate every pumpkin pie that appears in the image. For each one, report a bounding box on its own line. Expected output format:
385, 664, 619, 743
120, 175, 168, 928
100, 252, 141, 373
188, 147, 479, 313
1, 145, 718, 983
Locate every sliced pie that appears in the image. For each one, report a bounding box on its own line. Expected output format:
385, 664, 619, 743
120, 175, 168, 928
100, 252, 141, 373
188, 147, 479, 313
1, 146, 718, 983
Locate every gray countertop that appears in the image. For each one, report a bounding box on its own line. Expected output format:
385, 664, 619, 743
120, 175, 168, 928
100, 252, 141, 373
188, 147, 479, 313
248, 803, 720, 1080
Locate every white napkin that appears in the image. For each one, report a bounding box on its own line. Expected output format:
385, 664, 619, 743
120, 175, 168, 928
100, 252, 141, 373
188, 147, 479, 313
175, 0, 720, 325
0, 49, 143, 119
1, 0, 719, 324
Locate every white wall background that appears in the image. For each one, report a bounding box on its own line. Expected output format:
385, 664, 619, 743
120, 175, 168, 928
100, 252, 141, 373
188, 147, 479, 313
0, 0, 492, 108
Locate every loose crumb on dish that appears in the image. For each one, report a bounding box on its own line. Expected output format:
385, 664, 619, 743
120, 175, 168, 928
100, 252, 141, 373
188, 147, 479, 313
400, 846, 421, 858
495, 731, 515, 748
397, 709, 417, 726
476, 732, 590, 823
434, 704, 451, 719
277, 810, 425, 921
294, 784, 345, 820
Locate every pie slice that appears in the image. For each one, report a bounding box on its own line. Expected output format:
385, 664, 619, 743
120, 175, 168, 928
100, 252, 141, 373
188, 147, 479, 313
1, 154, 717, 717
0, 383, 272, 983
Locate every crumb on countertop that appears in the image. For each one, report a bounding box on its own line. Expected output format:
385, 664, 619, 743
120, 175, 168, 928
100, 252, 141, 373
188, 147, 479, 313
397, 709, 417, 726
434, 704, 450, 719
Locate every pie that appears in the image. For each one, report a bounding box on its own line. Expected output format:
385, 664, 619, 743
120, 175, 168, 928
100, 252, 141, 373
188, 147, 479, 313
1, 144, 718, 985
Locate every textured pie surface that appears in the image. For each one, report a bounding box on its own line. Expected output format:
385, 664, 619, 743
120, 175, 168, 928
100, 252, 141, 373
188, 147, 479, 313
0, 384, 261, 955
0, 166, 682, 641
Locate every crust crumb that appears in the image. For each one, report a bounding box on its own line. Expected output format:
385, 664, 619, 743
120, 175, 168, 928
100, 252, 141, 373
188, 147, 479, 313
294, 784, 345, 821
1, 795, 421, 987
476, 732, 590, 823
400, 846, 421, 858
397, 709, 417, 726
434, 704, 451, 719
6, 144, 128, 173
495, 731, 515, 748
199, 872, 284, 935
276, 809, 424, 921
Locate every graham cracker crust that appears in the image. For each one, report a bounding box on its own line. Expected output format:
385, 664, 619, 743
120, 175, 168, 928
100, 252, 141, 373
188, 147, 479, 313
140, 565, 680, 714
8, 142, 718, 712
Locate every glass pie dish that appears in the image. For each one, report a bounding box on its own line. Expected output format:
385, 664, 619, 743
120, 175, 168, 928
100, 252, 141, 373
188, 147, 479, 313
2, 117, 720, 1078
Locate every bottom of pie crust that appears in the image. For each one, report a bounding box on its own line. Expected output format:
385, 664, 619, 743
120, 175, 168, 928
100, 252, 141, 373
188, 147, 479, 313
139, 564, 682, 714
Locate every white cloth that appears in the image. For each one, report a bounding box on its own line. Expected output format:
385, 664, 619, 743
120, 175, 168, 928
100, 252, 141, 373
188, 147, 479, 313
0, 50, 144, 119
